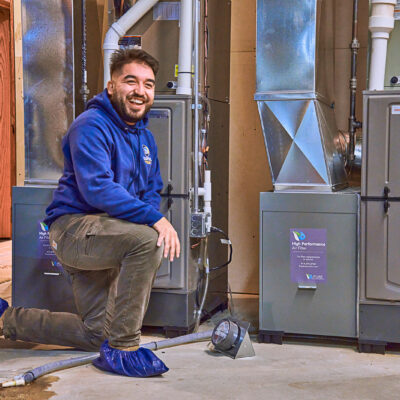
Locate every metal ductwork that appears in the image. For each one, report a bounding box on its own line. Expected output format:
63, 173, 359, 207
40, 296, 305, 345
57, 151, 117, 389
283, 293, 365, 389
22, 0, 74, 184
255, 0, 348, 191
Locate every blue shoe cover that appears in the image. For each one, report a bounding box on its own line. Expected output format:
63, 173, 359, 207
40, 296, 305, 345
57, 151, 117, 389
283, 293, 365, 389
0, 298, 8, 318
93, 340, 169, 377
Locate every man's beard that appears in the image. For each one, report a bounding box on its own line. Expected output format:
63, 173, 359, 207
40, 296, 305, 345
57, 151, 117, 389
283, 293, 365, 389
110, 92, 152, 124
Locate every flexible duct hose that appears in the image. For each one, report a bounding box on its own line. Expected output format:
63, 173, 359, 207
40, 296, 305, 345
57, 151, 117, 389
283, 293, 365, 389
1, 330, 213, 387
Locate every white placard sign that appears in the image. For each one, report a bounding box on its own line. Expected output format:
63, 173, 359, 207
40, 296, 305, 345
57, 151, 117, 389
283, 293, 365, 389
392, 105, 400, 114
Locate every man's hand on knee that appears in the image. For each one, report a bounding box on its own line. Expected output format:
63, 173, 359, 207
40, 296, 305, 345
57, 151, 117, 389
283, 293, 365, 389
152, 217, 180, 261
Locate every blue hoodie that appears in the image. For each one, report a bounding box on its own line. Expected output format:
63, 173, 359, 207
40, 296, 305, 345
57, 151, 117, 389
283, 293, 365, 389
44, 89, 164, 227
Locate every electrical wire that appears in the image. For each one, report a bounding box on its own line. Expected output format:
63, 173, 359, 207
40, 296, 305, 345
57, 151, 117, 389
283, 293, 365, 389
195, 227, 233, 307
194, 226, 234, 325
194, 237, 209, 332
195, 286, 237, 322
209, 227, 232, 271
227, 282, 236, 317
195, 268, 205, 308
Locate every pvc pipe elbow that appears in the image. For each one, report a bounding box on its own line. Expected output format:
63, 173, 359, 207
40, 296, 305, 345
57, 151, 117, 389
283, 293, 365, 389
103, 0, 161, 86
103, 26, 121, 50
103, 25, 122, 85
117, 0, 160, 33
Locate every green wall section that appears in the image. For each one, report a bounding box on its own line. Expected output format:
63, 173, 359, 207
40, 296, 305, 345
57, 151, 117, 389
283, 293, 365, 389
385, 19, 400, 88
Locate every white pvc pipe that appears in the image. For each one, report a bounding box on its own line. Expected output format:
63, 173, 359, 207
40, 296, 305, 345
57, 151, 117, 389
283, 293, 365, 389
193, 0, 200, 211
103, 0, 160, 86
176, 0, 193, 95
369, 0, 396, 90
204, 170, 212, 232
204, 170, 212, 210
369, 37, 390, 89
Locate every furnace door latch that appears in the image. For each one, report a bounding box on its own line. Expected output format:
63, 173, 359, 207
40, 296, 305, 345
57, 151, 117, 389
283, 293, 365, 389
383, 186, 390, 214
361, 186, 400, 215
160, 183, 189, 210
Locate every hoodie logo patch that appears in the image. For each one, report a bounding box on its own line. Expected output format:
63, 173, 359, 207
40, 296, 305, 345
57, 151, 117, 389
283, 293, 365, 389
142, 145, 152, 165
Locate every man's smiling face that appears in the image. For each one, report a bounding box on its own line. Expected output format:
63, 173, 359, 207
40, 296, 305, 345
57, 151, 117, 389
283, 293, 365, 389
107, 61, 155, 125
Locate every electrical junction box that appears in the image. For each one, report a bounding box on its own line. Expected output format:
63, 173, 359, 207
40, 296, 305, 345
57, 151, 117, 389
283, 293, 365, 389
259, 191, 359, 340
190, 213, 207, 238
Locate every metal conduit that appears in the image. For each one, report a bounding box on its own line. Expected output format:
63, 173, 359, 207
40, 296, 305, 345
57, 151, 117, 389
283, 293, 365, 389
348, 0, 362, 164
81, 0, 89, 108
193, 0, 200, 212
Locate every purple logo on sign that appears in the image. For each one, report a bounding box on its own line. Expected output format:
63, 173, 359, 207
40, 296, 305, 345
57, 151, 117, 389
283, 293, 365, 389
290, 228, 327, 284
38, 221, 54, 258
38, 221, 64, 273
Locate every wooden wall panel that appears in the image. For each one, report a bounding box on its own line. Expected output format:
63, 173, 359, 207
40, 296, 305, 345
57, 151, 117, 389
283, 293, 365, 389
13, 0, 23, 185
0, 6, 13, 238
228, 0, 271, 294
0, 1, 10, 9
9, 0, 15, 216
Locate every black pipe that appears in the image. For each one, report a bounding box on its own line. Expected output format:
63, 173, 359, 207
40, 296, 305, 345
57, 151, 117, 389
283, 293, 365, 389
80, 0, 89, 108
348, 0, 362, 163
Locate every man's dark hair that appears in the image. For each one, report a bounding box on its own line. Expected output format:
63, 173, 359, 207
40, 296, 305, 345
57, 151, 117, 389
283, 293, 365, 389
110, 49, 159, 78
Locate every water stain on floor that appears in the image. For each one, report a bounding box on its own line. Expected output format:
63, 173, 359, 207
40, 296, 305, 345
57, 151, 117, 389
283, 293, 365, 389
0, 376, 59, 400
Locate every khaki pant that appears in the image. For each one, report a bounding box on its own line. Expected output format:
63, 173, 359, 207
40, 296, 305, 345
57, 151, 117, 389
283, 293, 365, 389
3, 214, 163, 351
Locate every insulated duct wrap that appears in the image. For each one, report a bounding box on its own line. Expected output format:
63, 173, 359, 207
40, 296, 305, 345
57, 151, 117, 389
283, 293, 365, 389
255, 0, 347, 191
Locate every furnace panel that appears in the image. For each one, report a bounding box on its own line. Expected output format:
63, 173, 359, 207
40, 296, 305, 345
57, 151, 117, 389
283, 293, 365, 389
260, 191, 358, 338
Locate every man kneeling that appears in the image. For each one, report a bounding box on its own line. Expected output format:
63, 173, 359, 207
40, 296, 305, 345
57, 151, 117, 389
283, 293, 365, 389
0, 49, 180, 377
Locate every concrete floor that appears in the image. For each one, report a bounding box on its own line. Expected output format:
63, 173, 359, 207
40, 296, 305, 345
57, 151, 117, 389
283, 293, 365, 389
2, 330, 400, 400
2, 300, 400, 400
1, 241, 400, 399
